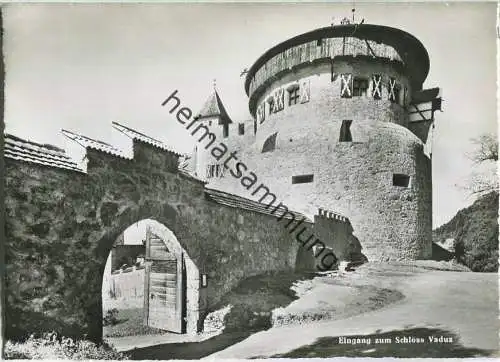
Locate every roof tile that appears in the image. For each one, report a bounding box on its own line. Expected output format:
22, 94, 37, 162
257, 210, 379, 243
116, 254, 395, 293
196, 90, 233, 125
4, 134, 83, 172
205, 187, 309, 221
61, 129, 129, 159
111, 121, 181, 156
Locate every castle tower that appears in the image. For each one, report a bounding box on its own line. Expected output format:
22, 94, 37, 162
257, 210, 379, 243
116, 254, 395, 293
192, 89, 233, 180
192, 88, 255, 180
209, 22, 442, 262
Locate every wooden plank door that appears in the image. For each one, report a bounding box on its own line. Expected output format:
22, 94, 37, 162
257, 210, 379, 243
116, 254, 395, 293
144, 226, 183, 333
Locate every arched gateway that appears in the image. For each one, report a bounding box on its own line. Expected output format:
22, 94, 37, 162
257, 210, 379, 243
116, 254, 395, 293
5, 124, 358, 343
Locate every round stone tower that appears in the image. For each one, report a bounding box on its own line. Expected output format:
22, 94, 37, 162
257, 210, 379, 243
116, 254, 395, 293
208, 23, 442, 262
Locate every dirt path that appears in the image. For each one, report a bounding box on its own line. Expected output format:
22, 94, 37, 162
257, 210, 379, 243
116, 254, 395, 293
205, 265, 498, 359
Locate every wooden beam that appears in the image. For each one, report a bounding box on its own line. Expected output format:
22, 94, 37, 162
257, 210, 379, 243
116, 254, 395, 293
364, 39, 377, 57
412, 103, 429, 121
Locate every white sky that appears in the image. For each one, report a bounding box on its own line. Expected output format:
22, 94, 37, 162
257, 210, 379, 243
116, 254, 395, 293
3, 2, 497, 228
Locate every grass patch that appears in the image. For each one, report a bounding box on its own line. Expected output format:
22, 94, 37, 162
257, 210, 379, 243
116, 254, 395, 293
103, 308, 168, 337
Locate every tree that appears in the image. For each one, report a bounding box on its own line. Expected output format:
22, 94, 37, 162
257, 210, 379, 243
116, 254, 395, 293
471, 134, 498, 163
467, 133, 498, 196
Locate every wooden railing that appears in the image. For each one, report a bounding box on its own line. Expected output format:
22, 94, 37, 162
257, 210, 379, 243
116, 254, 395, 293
248, 37, 402, 97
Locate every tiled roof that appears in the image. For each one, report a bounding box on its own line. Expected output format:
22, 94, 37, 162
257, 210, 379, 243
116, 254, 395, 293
112, 121, 182, 156
4, 134, 83, 172
196, 90, 233, 125
205, 188, 310, 222
61, 129, 129, 159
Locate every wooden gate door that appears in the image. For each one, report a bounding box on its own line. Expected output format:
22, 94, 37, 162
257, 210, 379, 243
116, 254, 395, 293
144, 226, 184, 333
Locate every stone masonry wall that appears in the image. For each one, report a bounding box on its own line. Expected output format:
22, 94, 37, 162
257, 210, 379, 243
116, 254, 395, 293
4, 139, 302, 342
313, 211, 354, 260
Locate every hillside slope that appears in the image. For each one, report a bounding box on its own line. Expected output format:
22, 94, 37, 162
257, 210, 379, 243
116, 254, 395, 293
433, 191, 498, 272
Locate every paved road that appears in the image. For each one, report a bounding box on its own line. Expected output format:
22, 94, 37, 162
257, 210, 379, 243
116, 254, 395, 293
204, 266, 498, 358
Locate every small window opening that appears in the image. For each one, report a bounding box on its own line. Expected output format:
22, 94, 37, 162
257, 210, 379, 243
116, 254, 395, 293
288, 87, 300, 106
339, 120, 353, 142
317, 38, 323, 46
393, 174, 410, 187
262, 133, 277, 153
292, 174, 314, 184
393, 85, 401, 104
207, 164, 225, 179
238, 123, 245, 135
267, 98, 275, 115
223, 125, 229, 138
206, 165, 213, 178
353, 77, 369, 97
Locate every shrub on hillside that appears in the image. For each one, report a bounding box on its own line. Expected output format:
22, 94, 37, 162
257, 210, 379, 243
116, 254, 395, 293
434, 191, 498, 272
5, 332, 128, 359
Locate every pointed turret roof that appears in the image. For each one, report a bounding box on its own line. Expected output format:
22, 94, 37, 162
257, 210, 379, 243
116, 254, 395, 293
196, 90, 233, 125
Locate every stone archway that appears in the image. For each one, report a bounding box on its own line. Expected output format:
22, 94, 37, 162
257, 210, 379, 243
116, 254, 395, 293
100, 218, 200, 337
5, 134, 304, 343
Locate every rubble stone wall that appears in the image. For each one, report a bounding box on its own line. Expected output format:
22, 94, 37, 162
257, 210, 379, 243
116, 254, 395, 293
4, 139, 303, 342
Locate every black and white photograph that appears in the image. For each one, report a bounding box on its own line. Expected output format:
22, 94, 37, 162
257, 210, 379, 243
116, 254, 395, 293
0, 2, 498, 359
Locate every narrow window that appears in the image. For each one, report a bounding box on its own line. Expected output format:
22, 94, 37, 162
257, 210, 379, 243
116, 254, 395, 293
262, 133, 277, 153
256, 103, 265, 124
394, 84, 401, 104
340, 73, 352, 98
292, 174, 314, 184
288, 87, 300, 106
206, 165, 215, 179
353, 77, 368, 97
223, 124, 229, 138
238, 123, 245, 135
339, 120, 352, 142
372, 74, 382, 100
393, 174, 410, 187
317, 38, 323, 46
267, 98, 275, 115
